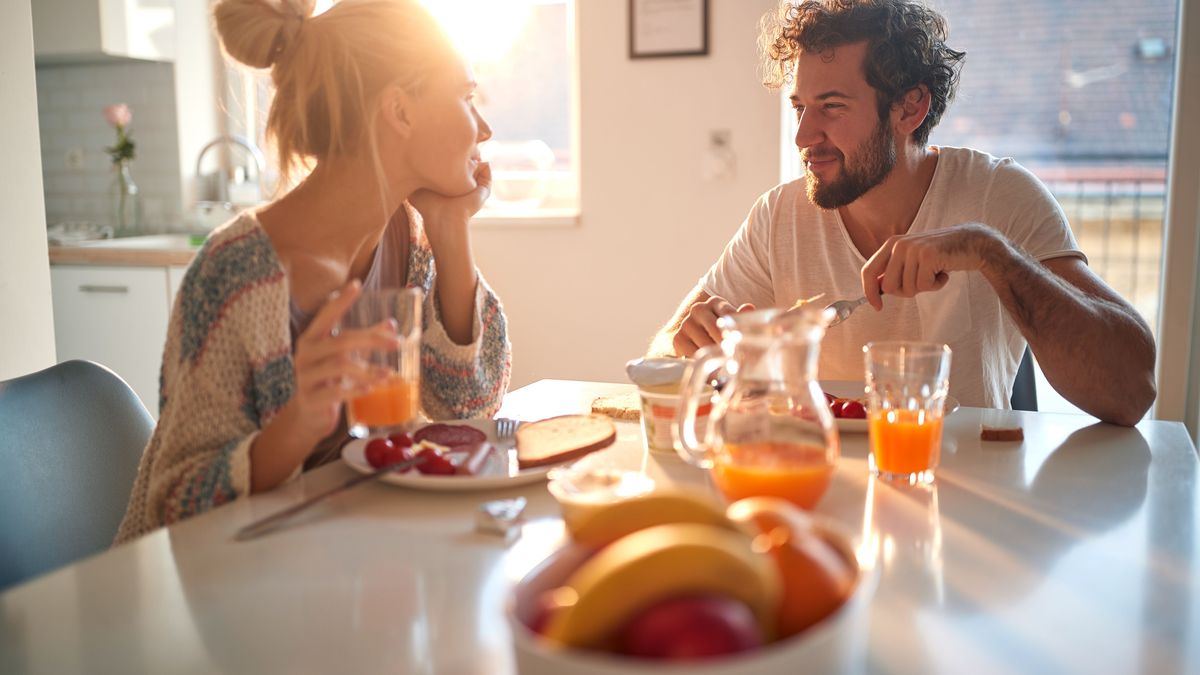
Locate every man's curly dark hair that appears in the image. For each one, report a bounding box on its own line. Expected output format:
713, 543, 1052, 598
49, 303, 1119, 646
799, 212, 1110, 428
760, 0, 966, 146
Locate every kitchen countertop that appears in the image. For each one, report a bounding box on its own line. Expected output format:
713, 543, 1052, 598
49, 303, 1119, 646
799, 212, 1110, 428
48, 234, 203, 267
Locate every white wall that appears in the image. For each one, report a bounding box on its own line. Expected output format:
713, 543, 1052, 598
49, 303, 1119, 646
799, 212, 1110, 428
0, 1, 56, 380
473, 0, 779, 388
172, 0, 220, 212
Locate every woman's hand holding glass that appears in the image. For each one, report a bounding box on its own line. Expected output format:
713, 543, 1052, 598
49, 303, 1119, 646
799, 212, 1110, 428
288, 281, 402, 441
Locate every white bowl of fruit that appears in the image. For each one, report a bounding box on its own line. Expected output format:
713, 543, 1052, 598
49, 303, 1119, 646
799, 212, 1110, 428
507, 492, 875, 674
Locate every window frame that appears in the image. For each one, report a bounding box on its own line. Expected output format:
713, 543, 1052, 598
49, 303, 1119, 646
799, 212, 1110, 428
1154, 0, 1200, 439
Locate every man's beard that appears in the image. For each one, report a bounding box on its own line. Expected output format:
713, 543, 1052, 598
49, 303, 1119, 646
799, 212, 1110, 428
804, 120, 897, 210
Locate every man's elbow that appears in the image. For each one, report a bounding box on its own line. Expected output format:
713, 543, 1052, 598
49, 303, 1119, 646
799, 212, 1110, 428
1106, 329, 1157, 426
1103, 370, 1156, 427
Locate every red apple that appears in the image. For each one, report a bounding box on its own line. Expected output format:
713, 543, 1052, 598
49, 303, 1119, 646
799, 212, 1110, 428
617, 594, 763, 660
527, 590, 561, 635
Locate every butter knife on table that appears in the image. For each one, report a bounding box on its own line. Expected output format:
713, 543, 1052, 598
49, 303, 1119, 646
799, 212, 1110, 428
234, 455, 426, 541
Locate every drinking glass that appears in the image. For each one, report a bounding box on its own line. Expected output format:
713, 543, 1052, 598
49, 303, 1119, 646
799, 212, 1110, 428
340, 288, 422, 438
863, 341, 952, 485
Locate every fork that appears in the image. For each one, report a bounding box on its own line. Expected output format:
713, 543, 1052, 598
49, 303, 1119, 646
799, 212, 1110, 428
496, 417, 520, 475
496, 417, 519, 440
824, 295, 869, 327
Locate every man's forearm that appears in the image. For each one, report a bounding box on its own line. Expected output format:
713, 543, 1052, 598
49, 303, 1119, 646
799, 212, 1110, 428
647, 327, 681, 357
979, 236, 1156, 425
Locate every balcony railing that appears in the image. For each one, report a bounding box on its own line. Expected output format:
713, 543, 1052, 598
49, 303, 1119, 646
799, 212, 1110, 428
1042, 175, 1166, 337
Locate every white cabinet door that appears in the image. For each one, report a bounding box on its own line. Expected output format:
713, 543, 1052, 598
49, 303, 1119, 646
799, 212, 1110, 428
51, 265, 170, 416
31, 0, 176, 62
167, 265, 188, 306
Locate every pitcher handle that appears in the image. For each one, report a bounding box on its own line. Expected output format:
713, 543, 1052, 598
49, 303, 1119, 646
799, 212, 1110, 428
674, 344, 725, 468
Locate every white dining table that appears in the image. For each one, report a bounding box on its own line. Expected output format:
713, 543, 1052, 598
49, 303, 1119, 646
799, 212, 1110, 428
1, 379, 1197, 674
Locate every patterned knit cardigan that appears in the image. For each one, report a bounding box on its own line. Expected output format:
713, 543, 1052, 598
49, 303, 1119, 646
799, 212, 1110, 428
114, 210, 511, 543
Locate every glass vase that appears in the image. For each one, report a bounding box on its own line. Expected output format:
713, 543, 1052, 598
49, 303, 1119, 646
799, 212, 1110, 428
110, 161, 143, 235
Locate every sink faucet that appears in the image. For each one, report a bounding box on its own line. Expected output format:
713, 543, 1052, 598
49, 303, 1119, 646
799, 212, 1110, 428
194, 135, 266, 204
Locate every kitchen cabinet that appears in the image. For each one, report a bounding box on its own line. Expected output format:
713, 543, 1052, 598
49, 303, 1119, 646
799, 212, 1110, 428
167, 265, 187, 303
32, 0, 176, 63
50, 265, 175, 416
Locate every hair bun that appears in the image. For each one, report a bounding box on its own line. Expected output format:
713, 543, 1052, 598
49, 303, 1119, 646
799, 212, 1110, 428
213, 0, 318, 69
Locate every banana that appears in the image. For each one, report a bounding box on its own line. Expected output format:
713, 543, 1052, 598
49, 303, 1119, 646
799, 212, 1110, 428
541, 522, 782, 649
566, 489, 748, 547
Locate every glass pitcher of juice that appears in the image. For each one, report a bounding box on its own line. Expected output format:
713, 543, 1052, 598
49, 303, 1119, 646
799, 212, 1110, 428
675, 305, 839, 509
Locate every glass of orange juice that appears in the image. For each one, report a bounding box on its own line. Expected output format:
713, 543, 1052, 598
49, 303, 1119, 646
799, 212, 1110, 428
863, 341, 952, 485
340, 287, 422, 438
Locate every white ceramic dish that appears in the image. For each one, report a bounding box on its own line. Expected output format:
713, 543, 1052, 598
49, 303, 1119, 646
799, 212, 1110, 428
821, 380, 960, 434
340, 418, 553, 491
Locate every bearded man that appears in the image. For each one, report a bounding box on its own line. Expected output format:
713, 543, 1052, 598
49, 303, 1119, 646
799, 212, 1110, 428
650, 0, 1154, 425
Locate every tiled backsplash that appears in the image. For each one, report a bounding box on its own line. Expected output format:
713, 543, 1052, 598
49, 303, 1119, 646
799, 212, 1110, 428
36, 61, 182, 231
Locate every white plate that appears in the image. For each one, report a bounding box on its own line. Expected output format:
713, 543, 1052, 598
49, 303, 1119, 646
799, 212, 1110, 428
340, 418, 553, 491
820, 380, 960, 434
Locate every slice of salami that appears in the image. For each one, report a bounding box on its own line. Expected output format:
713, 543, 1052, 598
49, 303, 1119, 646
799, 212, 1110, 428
414, 423, 487, 447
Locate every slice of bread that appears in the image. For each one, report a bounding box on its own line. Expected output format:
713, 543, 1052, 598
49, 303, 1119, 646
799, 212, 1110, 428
516, 414, 618, 469
591, 392, 641, 421
980, 424, 1024, 442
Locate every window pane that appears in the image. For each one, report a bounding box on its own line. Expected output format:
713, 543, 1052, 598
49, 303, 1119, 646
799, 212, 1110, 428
778, 0, 1180, 415
222, 0, 577, 214
930, 0, 1178, 340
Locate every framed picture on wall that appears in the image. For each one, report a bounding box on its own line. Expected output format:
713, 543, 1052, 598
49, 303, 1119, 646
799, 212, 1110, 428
629, 0, 709, 59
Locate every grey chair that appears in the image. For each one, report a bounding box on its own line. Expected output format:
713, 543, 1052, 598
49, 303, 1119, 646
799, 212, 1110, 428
1010, 346, 1039, 412
0, 360, 153, 590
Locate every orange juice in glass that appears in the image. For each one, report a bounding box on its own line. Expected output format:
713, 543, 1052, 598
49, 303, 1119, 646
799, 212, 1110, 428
347, 374, 419, 430
341, 287, 422, 438
864, 342, 952, 485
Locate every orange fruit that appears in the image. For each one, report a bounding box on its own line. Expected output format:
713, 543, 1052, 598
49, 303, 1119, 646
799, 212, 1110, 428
727, 497, 855, 638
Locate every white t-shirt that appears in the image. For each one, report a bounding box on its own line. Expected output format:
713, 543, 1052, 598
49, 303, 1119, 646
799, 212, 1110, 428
700, 147, 1085, 409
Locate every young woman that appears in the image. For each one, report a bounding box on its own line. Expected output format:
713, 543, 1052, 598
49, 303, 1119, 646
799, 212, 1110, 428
116, 0, 511, 542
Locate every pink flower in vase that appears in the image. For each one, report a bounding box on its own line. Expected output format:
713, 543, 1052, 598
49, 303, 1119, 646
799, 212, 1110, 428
104, 103, 132, 129
103, 103, 136, 165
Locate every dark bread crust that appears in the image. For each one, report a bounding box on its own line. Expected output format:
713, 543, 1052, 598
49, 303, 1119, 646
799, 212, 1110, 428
517, 414, 618, 469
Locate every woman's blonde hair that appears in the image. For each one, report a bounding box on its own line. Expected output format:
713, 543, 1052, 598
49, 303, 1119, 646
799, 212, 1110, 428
213, 0, 456, 186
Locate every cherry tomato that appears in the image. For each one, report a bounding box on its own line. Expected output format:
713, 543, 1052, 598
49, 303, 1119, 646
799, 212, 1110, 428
829, 398, 849, 418
823, 392, 837, 407
840, 400, 867, 419
364, 438, 395, 469
383, 443, 414, 471
388, 432, 414, 449
415, 446, 456, 475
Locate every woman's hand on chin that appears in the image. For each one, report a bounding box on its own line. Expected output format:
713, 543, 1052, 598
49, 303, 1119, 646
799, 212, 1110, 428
410, 162, 492, 232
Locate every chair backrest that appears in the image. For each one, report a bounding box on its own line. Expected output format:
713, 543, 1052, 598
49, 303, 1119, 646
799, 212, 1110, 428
0, 360, 153, 590
1010, 346, 1039, 412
